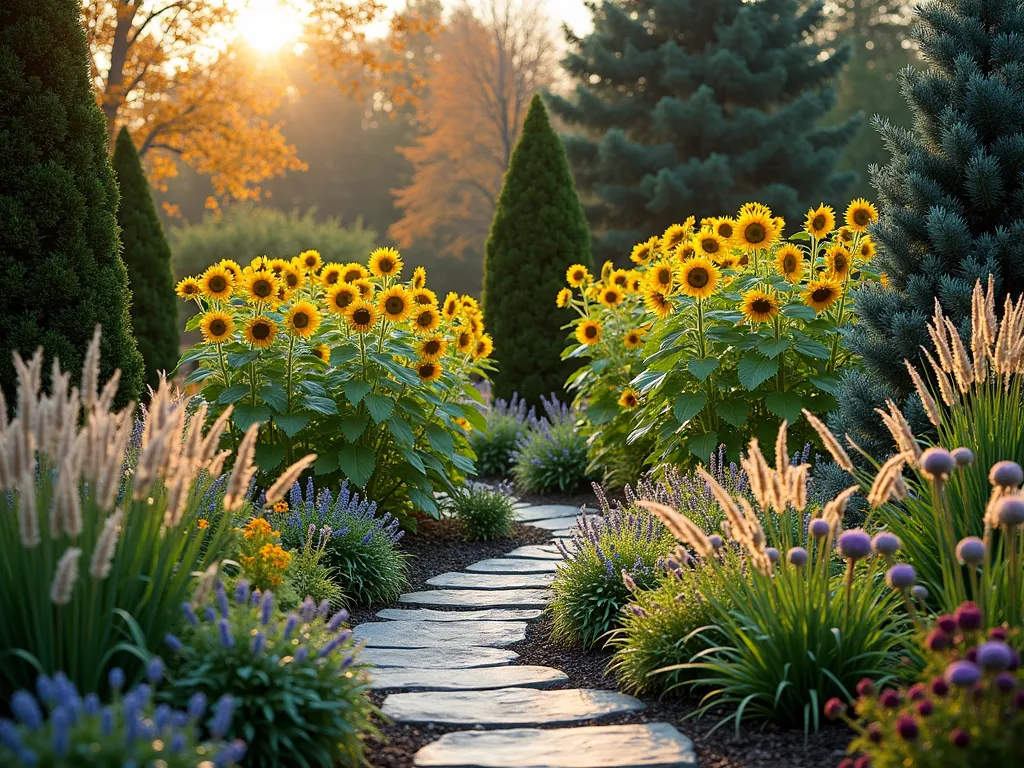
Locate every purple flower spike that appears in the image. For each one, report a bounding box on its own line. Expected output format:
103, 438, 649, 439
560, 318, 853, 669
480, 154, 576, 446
251, 631, 266, 655
181, 602, 199, 627
146, 656, 164, 684
977, 641, 1013, 671
218, 619, 235, 648
327, 610, 348, 632
944, 660, 982, 687
164, 633, 183, 653
283, 613, 299, 639
259, 591, 274, 626
234, 580, 250, 605
886, 564, 916, 590
838, 529, 872, 561
210, 695, 235, 739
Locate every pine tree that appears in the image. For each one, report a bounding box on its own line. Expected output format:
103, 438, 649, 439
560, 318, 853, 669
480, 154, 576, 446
0, 0, 143, 406
831, 0, 1024, 456
112, 127, 179, 391
548, 0, 861, 263
483, 94, 592, 404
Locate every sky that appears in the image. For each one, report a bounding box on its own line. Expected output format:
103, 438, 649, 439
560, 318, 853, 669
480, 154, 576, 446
381, 0, 594, 36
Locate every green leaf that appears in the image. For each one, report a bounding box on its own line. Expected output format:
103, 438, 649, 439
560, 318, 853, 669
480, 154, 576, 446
758, 338, 791, 359
329, 345, 358, 366
789, 231, 811, 241
185, 313, 203, 332
673, 392, 708, 424
340, 412, 369, 442
301, 395, 338, 416
254, 443, 286, 472
409, 488, 439, 518
314, 452, 338, 475
336, 444, 376, 488
297, 380, 328, 398
363, 393, 396, 424
705, 326, 744, 343
233, 405, 271, 432
386, 415, 415, 446
792, 337, 831, 360
764, 390, 804, 423
259, 383, 288, 413
782, 303, 818, 321
462, 406, 487, 432
688, 431, 719, 461
737, 353, 779, 391
227, 350, 260, 368
425, 424, 455, 455
184, 367, 217, 386
808, 374, 841, 395
343, 380, 371, 406
218, 383, 251, 405
274, 412, 308, 439
399, 446, 427, 474
716, 398, 750, 428
688, 357, 719, 382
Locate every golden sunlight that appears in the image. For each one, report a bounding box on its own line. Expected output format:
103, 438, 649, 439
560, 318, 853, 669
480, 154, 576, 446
235, 0, 303, 54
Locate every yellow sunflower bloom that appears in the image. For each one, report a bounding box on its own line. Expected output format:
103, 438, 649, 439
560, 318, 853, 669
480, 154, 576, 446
630, 236, 660, 265
242, 269, 279, 305
412, 266, 428, 290
416, 359, 443, 382
803, 278, 843, 312
474, 333, 494, 360
598, 285, 625, 308
379, 286, 412, 322
250, 256, 272, 272
713, 217, 737, 244
845, 198, 878, 232
200, 310, 234, 343
575, 319, 602, 345
858, 235, 876, 261
647, 261, 675, 292
624, 328, 646, 350
556, 288, 573, 308
219, 259, 243, 283
280, 264, 304, 292
566, 263, 591, 287
244, 316, 277, 349
461, 295, 480, 314
418, 336, 447, 361
880, 273, 890, 288
320, 263, 344, 287
268, 258, 290, 276
661, 223, 691, 253
627, 270, 644, 293
286, 301, 321, 338
455, 328, 475, 354
352, 278, 374, 299
412, 306, 441, 335
313, 344, 330, 363
825, 245, 853, 281
643, 287, 673, 319
609, 269, 630, 289
325, 282, 358, 314
368, 247, 403, 278
678, 257, 720, 299
344, 300, 378, 333
413, 288, 438, 307
692, 230, 725, 260
601, 260, 614, 280
341, 263, 369, 283
736, 208, 776, 251
442, 292, 461, 320
674, 240, 697, 263
740, 289, 780, 324
804, 204, 835, 238
837, 226, 856, 245
298, 250, 322, 273
175, 277, 202, 300
774, 244, 804, 283
465, 313, 483, 337
618, 388, 640, 409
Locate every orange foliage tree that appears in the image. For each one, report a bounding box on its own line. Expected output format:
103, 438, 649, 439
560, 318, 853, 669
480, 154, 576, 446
389, 0, 555, 260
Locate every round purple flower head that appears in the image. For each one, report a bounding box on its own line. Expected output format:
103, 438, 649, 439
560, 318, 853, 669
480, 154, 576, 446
996, 495, 1024, 526
823, 697, 846, 719
871, 532, 901, 557
765, 547, 780, 564
990, 460, 1024, 488
920, 447, 955, 479
989, 627, 1008, 641
954, 601, 983, 631
931, 676, 949, 697
936, 614, 957, 634
955, 537, 986, 565
952, 447, 975, 467
944, 660, 982, 688
907, 683, 927, 701
879, 689, 901, 708
977, 641, 1013, 672
916, 699, 933, 717
866, 722, 882, 743
809, 518, 831, 539
787, 547, 808, 567
886, 564, 916, 590
895, 715, 918, 741
950, 728, 970, 749
911, 585, 929, 601
708, 534, 724, 549
838, 529, 872, 561
855, 678, 875, 697
996, 671, 1017, 693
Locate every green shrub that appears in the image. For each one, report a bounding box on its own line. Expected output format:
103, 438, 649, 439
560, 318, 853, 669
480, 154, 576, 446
469, 394, 532, 477
550, 509, 677, 649
512, 396, 593, 494
446, 482, 517, 541
278, 480, 408, 606
162, 582, 377, 768
0, 0, 144, 407
282, 522, 346, 609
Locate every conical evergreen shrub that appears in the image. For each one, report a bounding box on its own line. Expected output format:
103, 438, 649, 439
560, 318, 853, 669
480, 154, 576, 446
482, 94, 592, 405
112, 127, 179, 391
0, 0, 143, 406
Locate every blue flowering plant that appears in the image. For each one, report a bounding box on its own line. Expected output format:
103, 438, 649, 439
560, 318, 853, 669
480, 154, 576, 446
162, 580, 377, 768
830, 600, 1024, 768
511, 396, 593, 494
0, 665, 244, 767
277, 479, 408, 605
468, 394, 532, 477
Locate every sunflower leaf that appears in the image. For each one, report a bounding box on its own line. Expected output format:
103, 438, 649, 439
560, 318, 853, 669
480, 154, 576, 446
688, 357, 719, 382
758, 338, 791, 359
363, 393, 396, 424
688, 431, 719, 461
673, 392, 708, 424
342, 380, 372, 406
336, 444, 376, 488
764, 390, 804, 423
782, 304, 818, 321
218, 384, 251, 405
329, 345, 358, 366
737, 352, 779, 390
259, 383, 288, 413
274, 412, 308, 439
716, 398, 750, 428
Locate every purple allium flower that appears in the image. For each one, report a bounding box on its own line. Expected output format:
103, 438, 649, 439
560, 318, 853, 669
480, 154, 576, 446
164, 633, 183, 653
944, 660, 982, 687
915, 699, 933, 717
955, 537, 985, 565
996, 671, 1016, 693
108, 667, 125, 691
950, 728, 970, 748
936, 614, 957, 634
989, 460, 1024, 488
931, 677, 949, 697
907, 683, 927, 701
823, 697, 846, 719
952, 447, 975, 467
879, 689, 901, 708
871, 532, 901, 556
787, 547, 808, 567
856, 678, 875, 697
911, 585, 929, 601
895, 715, 918, 740
1010, 650, 1021, 671
954, 601, 983, 631
210, 695, 235, 739
996, 495, 1024, 526
921, 447, 955, 478
709, 534, 723, 549
926, 630, 951, 652
838, 529, 872, 560
989, 627, 1008, 641
809, 518, 831, 539
977, 641, 1013, 671
218, 619, 234, 648
886, 564, 916, 590
146, 656, 164, 684
965, 647, 978, 662
765, 547, 780, 563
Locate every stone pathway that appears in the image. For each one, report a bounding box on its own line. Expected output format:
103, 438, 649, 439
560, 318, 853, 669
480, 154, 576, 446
365, 501, 698, 768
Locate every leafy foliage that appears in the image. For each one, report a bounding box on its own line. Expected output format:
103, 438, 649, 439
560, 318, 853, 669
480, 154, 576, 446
468, 394, 532, 477
511, 396, 593, 494
446, 482, 517, 541
0, 0, 143, 407
282, 522, 345, 610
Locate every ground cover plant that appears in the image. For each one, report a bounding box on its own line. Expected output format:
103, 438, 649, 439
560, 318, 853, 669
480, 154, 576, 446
445, 481, 518, 541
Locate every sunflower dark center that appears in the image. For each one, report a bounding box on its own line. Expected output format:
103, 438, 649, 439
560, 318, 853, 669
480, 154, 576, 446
745, 223, 766, 244
254, 279, 273, 298
688, 268, 709, 288
209, 276, 227, 293
460, 332, 472, 345
344, 270, 361, 282
416, 294, 431, 305
417, 311, 433, 327
584, 325, 598, 339
751, 298, 773, 314
252, 322, 271, 340
701, 238, 719, 254
353, 308, 372, 325
657, 270, 671, 286
334, 291, 353, 309
209, 319, 227, 336
783, 254, 797, 272
614, 275, 627, 287
853, 209, 870, 226
424, 340, 441, 355
379, 258, 394, 272
285, 273, 298, 287
293, 312, 310, 329
835, 253, 848, 271
718, 223, 733, 238
420, 364, 436, 377
812, 287, 834, 303
325, 272, 339, 284
812, 215, 826, 230
305, 257, 317, 267
385, 296, 406, 315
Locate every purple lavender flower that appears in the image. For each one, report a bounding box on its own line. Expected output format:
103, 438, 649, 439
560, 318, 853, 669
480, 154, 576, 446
164, 633, 183, 653
108, 667, 125, 691
218, 619, 235, 648
283, 613, 299, 639
187, 692, 207, 721
181, 602, 199, 627
294, 646, 309, 663
259, 591, 274, 626
300, 596, 316, 623
50, 706, 71, 755
146, 656, 164, 684
327, 609, 349, 632
234, 580, 250, 605
210, 695, 235, 739
10, 692, 43, 730
215, 580, 230, 618
251, 631, 266, 655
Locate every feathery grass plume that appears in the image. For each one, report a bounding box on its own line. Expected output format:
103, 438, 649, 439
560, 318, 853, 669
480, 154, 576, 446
922, 348, 957, 406
928, 298, 954, 372
801, 408, 854, 472
971, 282, 989, 384
637, 500, 715, 558
50, 548, 82, 605
263, 454, 318, 507
945, 316, 976, 393
822, 485, 858, 535
875, 399, 920, 460
905, 360, 941, 429
192, 563, 220, 610
89, 509, 124, 580
223, 424, 260, 511
80, 326, 102, 411
16, 471, 38, 547
788, 463, 809, 511
739, 438, 773, 511
867, 453, 908, 508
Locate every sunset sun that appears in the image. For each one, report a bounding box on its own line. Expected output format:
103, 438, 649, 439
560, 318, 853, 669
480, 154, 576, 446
235, 0, 303, 53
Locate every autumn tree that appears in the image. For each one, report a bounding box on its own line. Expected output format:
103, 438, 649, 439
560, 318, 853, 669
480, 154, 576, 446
389, 0, 556, 261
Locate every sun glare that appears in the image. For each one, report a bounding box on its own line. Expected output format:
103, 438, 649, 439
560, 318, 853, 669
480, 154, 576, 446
235, 0, 303, 54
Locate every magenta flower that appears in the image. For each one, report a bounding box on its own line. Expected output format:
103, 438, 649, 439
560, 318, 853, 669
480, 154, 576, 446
824, 697, 846, 719
950, 728, 970, 748
895, 715, 918, 741
954, 601, 983, 631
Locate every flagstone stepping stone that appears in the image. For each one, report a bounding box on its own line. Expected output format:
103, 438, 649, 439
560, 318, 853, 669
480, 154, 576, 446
426, 571, 555, 590
514, 504, 582, 522
382, 687, 645, 727
369, 665, 568, 692
354, 620, 528, 648
413, 723, 697, 768
376, 608, 544, 622
465, 558, 561, 574
525, 514, 599, 531
399, 588, 552, 609
360, 646, 519, 669
503, 545, 565, 560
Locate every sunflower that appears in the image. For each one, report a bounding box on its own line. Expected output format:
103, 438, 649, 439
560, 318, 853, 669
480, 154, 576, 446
825, 245, 852, 281
245, 316, 277, 348
378, 286, 412, 322
286, 301, 321, 338
556, 288, 573, 308
313, 344, 330, 363
692, 230, 725, 260
845, 198, 878, 232
674, 240, 697, 262
280, 264, 304, 292
857, 235, 876, 261
474, 333, 494, 359
368, 247, 403, 278
219, 259, 243, 283
242, 269, 279, 304
601, 260, 614, 280
250, 256, 272, 272
648, 261, 675, 292
325, 282, 358, 314
442, 292, 461, 320
630, 236, 660, 265
416, 360, 443, 382
297, 250, 322, 273
465, 313, 483, 337
609, 269, 630, 290
461, 295, 480, 314
774, 244, 804, 283
566, 263, 591, 287
575, 319, 602, 345
412, 288, 438, 307
803, 278, 843, 312
455, 417, 472, 432
344, 300, 378, 333
736, 208, 776, 251
341, 263, 369, 283
175, 277, 202, 300
598, 285, 624, 308
643, 286, 673, 319
678, 257, 720, 299
717, 255, 741, 269
804, 204, 835, 238
713, 217, 737, 244
740, 289, 780, 324
352, 278, 374, 299
200, 310, 234, 343
837, 226, 855, 245
320, 263, 344, 287
268, 258, 290, 276
418, 336, 447, 361
412, 306, 441, 335
412, 266, 427, 290
455, 328, 475, 354
618, 388, 640, 409
661, 223, 691, 253
624, 328, 646, 349
627, 270, 644, 293
880, 273, 890, 288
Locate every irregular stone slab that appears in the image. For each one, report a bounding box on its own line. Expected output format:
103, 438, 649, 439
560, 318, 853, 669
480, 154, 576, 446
525, 514, 600, 531
426, 571, 555, 590
413, 723, 697, 768
376, 608, 544, 623
382, 687, 645, 727
354, 620, 527, 648
503, 545, 565, 560
369, 665, 567, 692
399, 589, 552, 609
514, 504, 583, 522
466, 558, 561, 575
360, 646, 519, 669
513, 501, 530, 509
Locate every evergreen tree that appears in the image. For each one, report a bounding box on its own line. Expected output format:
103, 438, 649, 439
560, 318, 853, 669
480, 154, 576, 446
483, 94, 592, 404
548, 0, 861, 263
112, 127, 179, 391
0, 0, 143, 406
832, 0, 1024, 457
